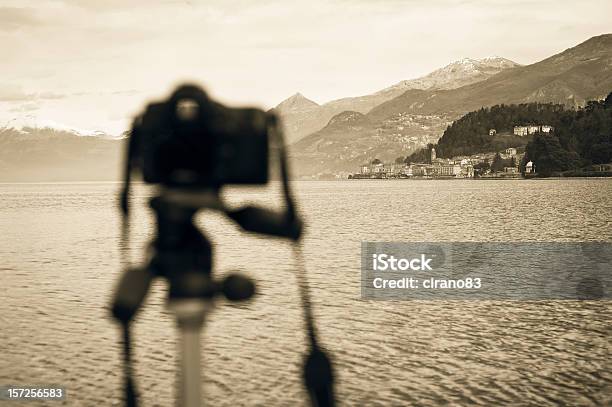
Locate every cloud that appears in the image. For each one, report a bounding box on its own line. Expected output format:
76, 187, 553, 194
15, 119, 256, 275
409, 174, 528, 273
38, 91, 65, 100
110, 89, 140, 96
0, 85, 66, 102
8, 102, 40, 112
0, 85, 32, 102
0, 7, 39, 31
1, 0, 611, 135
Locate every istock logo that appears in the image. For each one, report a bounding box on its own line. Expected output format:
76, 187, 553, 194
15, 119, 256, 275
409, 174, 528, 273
372, 253, 433, 271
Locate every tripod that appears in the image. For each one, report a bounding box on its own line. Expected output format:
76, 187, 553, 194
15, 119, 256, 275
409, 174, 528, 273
112, 190, 257, 407
112, 104, 335, 406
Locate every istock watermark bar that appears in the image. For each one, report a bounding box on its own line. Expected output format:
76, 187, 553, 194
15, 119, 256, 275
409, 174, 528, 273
361, 242, 612, 300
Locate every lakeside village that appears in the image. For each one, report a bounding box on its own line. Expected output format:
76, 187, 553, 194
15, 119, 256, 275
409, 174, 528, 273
349, 125, 551, 180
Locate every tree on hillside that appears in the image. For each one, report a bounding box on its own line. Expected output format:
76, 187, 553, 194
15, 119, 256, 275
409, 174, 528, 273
491, 152, 505, 172
434, 102, 571, 158
523, 91, 612, 172
605, 91, 612, 108
404, 143, 434, 164
473, 161, 490, 176
525, 133, 582, 176
588, 136, 612, 164
371, 158, 382, 165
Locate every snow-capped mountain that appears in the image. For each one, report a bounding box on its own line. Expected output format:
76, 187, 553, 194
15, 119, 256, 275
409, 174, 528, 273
1, 116, 118, 139
377, 57, 521, 95
0, 125, 123, 182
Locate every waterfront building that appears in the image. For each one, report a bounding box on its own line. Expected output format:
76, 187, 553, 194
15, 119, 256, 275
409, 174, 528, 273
388, 163, 407, 176
525, 161, 535, 173
395, 163, 405, 174
432, 163, 461, 177
462, 165, 475, 178
372, 163, 385, 173
444, 164, 461, 177
410, 164, 431, 176
355, 158, 475, 179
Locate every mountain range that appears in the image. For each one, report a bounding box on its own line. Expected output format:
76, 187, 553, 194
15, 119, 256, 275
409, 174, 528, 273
289, 34, 612, 177
0, 127, 123, 182
273, 56, 520, 144
1, 34, 610, 181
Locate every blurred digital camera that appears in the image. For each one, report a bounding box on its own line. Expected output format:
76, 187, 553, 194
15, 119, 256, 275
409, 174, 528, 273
127, 84, 270, 187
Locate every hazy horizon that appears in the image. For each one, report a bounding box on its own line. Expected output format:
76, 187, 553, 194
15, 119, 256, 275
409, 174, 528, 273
1, 0, 611, 135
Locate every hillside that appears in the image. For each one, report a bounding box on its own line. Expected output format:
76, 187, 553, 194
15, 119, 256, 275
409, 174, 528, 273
524, 93, 612, 175
403, 92, 612, 174
292, 111, 452, 176
274, 57, 520, 144
291, 34, 612, 177
0, 127, 123, 182
368, 34, 612, 121
429, 103, 569, 158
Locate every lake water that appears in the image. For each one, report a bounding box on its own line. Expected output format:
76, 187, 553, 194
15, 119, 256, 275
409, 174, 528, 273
1, 180, 611, 406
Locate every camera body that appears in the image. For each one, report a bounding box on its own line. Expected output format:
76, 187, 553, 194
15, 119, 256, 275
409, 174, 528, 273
129, 84, 269, 187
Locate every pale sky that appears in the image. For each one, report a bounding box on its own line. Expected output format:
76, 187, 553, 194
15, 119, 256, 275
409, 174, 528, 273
1, 0, 610, 135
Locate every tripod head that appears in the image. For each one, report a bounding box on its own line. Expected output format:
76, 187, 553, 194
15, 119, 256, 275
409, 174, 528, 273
110, 84, 335, 407
112, 182, 304, 314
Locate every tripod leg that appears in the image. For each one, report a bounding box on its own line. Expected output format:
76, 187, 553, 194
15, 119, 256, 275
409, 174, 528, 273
170, 299, 211, 407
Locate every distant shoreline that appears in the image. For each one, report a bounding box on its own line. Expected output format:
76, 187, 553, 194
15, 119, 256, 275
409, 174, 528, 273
334, 176, 612, 181
1, 177, 612, 185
